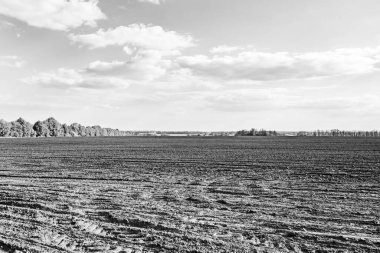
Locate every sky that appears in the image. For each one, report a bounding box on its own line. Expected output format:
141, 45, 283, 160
1, 0, 380, 131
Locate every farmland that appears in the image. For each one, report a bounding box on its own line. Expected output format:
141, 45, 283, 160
0, 137, 379, 252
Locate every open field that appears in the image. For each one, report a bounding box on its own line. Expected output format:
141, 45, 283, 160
0, 137, 379, 253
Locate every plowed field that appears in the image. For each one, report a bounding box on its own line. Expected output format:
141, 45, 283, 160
0, 137, 379, 252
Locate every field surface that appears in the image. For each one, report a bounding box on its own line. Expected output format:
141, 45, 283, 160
0, 137, 379, 253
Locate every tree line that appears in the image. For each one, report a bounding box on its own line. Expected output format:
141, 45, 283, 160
297, 129, 380, 137
0, 117, 129, 137
235, 128, 380, 137
235, 128, 278, 136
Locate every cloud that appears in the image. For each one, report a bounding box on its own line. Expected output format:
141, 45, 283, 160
24, 49, 174, 89
0, 0, 105, 31
188, 87, 380, 114
117, 50, 172, 81
192, 89, 289, 112
0, 20, 15, 29
87, 60, 125, 72
210, 45, 244, 54
178, 47, 380, 82
287, 95, 380, 112
85, 53, 172, 81
24, 52, 174, 90
0, 56, 25, 68
69, 24, 194, 81
69, 24, 194, 54
24, 68, 129, 90
138, 0, 162, 4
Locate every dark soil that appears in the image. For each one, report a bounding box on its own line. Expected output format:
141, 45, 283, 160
0, 137, 379, 252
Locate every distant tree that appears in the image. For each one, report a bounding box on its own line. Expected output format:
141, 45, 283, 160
70, 123, 87, 136
0, 119, 11, 137
92, 126, 102, 136
10, 121, 24, 137
79, 125, 86, 137
85, 126, 95, 137
106, 128, 115, 136
33, 121, 49, 137
43, 117, 62, 137
16, 118, 35, 137
235, 130, 251, 136
1, 116, 129, 138
235, 128, 276, 137
70, 123, 81, 137
101, 128, 108, 136
61, 123, 71, 137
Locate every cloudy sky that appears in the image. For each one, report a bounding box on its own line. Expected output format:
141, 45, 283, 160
1, 0, 380, 131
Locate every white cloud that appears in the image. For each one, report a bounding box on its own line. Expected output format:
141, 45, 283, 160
0, 0, 105, 31
69, 24, 194, 54
0, 20, 15, 29
187, 87, 380, 114
0, 55, 25, 68
138, 0, 162, 4
69, 24, 194, 81
85, 54, 171, 82
210, 45, 243, 54
24, 52, 174, 90
192, 88, 289, 112
287, 95, 380, 111
87, 60, 125, 72
120, 51, 171, 81
24, 68, 129, 89
178, 47, 380, 82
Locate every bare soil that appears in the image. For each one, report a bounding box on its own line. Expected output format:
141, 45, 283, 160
0, 137, 379, 252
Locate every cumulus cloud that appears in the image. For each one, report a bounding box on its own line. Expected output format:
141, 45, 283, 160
24, 52, 173, 90
178, 47, 380, 82
69, 24, 194, 81
0, 0, 105, 31
210, 45, 244, 54
69, 24, 194, 54
0, 56, 25, 68
85, 54, 172, 81
24, 51, 172, 90
24, 68, 129, 90
116, 50, 172, 81
87, 60, 125, 72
